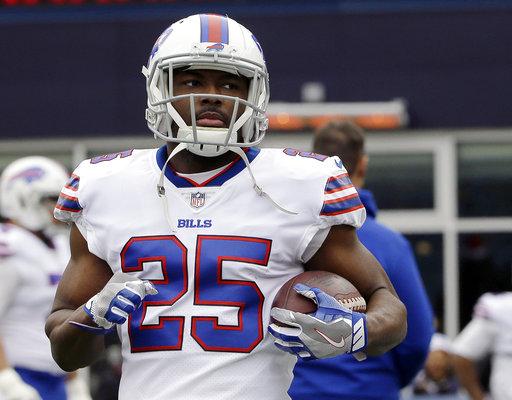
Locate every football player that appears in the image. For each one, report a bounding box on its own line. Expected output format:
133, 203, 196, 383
46, 14, 407, 399
0, 157, 91, 400
452, 292, 512, 400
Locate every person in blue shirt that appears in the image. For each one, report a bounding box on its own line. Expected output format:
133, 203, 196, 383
290, 120, 434, 400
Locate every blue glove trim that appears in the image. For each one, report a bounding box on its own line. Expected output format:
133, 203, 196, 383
83, 303, 95, 319
294, 284, 353, 323
267, 325, 299, 342
116, 288, 143, 307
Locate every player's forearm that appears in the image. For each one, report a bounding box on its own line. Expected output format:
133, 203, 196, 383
46, 307, 105, 371
365, 287, 407, 355
451, 355, 486, 400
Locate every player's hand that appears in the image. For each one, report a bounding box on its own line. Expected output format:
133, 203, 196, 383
268, 283, 367, 361
0, 368, 41, 400
83, 272, 158, 332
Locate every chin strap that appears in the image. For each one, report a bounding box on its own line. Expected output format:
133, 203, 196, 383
156, 144, 298, 232
157, 143, 188, 232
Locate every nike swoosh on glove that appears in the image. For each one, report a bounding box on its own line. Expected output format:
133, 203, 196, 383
70, 272, 158, 334
268, 283, 367, 361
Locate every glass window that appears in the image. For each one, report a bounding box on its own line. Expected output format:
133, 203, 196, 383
404, 234, 444, 329
458, 143, 512, 217
458, 233, 512, 328
366, 153, 434, 210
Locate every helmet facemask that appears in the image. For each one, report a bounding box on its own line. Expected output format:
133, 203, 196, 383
144, 50, 269, 157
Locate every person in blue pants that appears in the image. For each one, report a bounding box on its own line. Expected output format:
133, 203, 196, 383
290, 120, 434, 400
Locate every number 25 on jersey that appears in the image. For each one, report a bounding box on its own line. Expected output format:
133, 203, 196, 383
121, 235, 272, 353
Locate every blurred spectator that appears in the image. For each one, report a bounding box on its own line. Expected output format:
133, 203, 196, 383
412, 329, 458, 395
0, 157, 91, 400
290, 120, 433, 400
451, 292, 512, 400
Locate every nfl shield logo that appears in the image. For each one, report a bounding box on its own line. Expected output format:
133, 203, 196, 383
190, 192, 206, 208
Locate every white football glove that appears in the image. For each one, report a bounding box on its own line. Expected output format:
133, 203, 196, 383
72, 272, 158, 334
268, 283, 367, 361
0, 368, 41, 400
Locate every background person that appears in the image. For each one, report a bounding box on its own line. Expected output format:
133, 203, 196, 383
0, 157, 91, 400
451, 291, 512, 400
412, 329, 458, 396
290, 120, 433, 400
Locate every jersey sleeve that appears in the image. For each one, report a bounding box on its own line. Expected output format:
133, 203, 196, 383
317, 157, 366, 229
451, 293, 498, 360
54, 166, 84, 224
472, 292, 494, 320
54, 161, 104, 259
451, 317, 496, 361
298, 156, 366, 263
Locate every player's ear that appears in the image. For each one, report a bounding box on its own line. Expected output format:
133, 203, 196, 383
354, 154, 368, 183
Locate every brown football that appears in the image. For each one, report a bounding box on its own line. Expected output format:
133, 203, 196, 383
271, 270, 366, 315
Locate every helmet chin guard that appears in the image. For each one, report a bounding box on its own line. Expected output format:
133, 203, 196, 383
176, 127, 232, 157
143, 14, 269, 156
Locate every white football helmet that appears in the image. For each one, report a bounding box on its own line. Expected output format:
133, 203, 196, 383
0, 156, 68, 231
143, 14, 269, 157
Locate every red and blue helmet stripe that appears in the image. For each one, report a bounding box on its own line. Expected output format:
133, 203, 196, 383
200, 14, 229, 44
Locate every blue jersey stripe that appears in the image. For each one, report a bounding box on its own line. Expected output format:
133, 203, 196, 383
56, 194, 82, 211
320, 195, 363, 216
65, 174, 80, 191
325, 174, 353, 193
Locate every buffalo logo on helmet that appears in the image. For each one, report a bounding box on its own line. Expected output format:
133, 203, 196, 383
206, 43, 225, 52
8, 167, 45, 185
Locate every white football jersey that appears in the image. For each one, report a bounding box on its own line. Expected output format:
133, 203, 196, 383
0, 223, 69, 375
55, 146, 365, 400
452, 292, 512, 400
